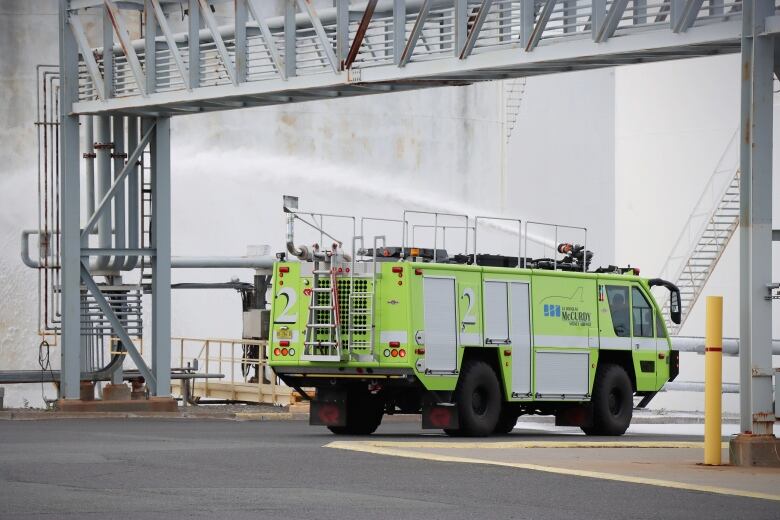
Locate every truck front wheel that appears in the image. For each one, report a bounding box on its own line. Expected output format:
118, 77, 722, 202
582, 363, 633, 436
451, 360, 501, 437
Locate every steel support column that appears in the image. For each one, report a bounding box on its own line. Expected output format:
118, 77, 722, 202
738, 0, 776, 436
59, 0, 82, 399
151, 117, 171, 396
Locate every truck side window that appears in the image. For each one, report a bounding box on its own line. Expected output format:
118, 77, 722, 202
656, 312, 667, 339
606, 286, 630, 337
631, 287, 653, 338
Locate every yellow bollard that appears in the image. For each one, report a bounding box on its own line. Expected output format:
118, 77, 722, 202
704, 296, 723, 465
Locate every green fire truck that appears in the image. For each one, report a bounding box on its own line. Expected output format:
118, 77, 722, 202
269, 197, 681, 436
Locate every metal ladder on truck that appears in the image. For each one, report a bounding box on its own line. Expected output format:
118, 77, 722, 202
302, 259, 343, 361
346, 236, 382, 361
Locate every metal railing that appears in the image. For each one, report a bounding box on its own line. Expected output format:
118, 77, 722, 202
171, 337, 293, 405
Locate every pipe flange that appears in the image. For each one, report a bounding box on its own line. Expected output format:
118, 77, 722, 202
94, 142, 114, 150
82, 152, 96, 159
111, 152, 128, 159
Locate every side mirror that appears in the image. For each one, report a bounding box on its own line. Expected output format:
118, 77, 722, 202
669, 289, 682, 325
648, 278, 682, 325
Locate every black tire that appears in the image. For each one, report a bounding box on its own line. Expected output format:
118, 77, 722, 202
493, 406, 519, 435
450, 360, 501, 437
327, 391, 384, 435
582, 363, 633, 436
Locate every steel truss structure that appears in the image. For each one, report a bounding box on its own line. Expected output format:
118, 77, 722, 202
56, 0, 777, 434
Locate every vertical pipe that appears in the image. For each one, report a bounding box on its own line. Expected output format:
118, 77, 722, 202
112, 116, 126, 270
85, 117, 95, 222
704, 296, 723, 465
151, 117, 172, 396
125, 117, 140, 270
59, 0, 82, 399
95, 115, 112, 271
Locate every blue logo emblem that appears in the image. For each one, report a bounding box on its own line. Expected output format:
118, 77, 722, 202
544, 304, 561, 317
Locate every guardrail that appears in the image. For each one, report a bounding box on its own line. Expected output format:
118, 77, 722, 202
171, 337, 293, 406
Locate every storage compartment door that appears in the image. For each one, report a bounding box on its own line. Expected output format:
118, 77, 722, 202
509, 282, 532, 396
423, 277, 458, 372
535, 351, 590, 397
483, 281, 509, 345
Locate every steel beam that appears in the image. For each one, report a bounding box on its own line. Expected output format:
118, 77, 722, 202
150, 0, 190, 90
198, 0, 237, 85
739, 0, 776, 436
235, 0, 248, 82
145, 0, 157, 94
454, 0, 468, 56
151, 117, 171, 396
247, 0, 286, 80
591, 0, 607, 41
674, 0, 705, 33
399, 0, 431, 66
345, 0, 379, 69
527, 0, 557, 52
105, 0, 147, 96
68, 14, 106, 100
297, 0, 339, 73
284, 0, 297, 78
596, 0, 629, 43
393, 0, 405, 64
460, 0, 493, 59
188, 0, 200, 88
60, 0, 83, 399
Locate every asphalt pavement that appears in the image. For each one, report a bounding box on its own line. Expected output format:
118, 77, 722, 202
0, 418, 777, 519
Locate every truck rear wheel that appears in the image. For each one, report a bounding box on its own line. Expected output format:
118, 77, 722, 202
451, 360, 501, 437
327, 391, 384, 435
582, 363, 633, 436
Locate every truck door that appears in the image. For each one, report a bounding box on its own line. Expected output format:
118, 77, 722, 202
423, 276, 458, 372
508, 282, 531, 396
631, 286, 657, 390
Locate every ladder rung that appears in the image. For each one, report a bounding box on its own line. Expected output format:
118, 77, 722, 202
309, 323, 337, 328
309, 305, 334, 310
305, 341, 337, 346
312, 288, 332, 292
313, 270, 331, 275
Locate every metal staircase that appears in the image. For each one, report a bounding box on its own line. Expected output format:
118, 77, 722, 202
658, 130, 741, 333
504, 78, 527, 143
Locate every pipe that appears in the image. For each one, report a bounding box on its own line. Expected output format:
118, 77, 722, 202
286, 211, 307, 259
85, 116, 95, 221
94, 115, 112, 271
124, 117, 140, 270
170, 256, 276, 269
671, 336, 780, 356
662, 381, 741, 393
108, 116, 126, 271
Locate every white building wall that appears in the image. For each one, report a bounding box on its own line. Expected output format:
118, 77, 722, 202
614, 55, 780, 413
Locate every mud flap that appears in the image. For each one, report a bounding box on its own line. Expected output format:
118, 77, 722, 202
554, 403, 593, 428
422, 403, 459, 430
309, 388, 347, 427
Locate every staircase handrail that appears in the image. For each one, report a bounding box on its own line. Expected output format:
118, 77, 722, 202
656, 128, 740, 299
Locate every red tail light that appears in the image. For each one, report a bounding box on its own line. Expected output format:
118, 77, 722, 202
389, 341, 400, 348
392, 266, 403, 274
278, 266, 289, 273
281, 348, 289, 356
391, 349, 399, 358
279, 340, 290, 347
273, 348, 281, 356
399, 349, 406, 358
